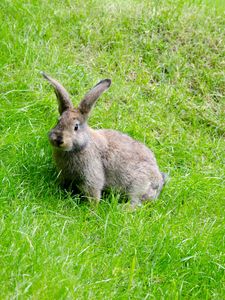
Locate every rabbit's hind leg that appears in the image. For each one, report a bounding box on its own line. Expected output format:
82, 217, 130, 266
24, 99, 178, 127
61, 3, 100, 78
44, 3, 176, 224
130, 195, 143, 209
141, 182, 163, 202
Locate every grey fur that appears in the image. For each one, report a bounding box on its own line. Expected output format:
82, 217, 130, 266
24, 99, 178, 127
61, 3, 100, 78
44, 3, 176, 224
42, 73, 165, 207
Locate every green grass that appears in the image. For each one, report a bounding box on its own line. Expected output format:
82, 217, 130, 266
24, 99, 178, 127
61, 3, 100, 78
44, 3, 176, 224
0, 0, 225, 299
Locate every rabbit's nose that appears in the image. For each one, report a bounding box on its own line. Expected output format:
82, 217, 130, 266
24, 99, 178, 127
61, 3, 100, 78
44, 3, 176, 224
56, 136, 63, 146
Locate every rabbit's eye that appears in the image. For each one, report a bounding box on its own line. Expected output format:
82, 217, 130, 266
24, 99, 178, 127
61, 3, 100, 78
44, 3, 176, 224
74, 124, 79, 131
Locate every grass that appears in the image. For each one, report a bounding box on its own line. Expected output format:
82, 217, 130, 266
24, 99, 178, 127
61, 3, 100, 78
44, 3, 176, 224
0, 0, 225, 298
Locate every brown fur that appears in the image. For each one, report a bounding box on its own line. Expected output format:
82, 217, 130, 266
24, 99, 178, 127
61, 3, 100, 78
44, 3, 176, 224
42, 73, 165, 207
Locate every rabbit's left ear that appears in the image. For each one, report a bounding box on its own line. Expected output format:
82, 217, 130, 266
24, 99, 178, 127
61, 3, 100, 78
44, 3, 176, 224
78, 79, 111, 119
41, 72, 74, 115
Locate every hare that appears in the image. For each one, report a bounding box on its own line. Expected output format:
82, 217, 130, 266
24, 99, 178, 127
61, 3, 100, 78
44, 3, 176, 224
42, 72, 166, 207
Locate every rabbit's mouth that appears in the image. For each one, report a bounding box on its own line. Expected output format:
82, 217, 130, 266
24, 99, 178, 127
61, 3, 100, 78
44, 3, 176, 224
50, 141, 73, 152
48, 132, 73, 151
49, 137, 86, 152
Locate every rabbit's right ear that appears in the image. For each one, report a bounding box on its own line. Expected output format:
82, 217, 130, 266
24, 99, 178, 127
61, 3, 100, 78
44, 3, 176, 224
78, 79, 111, 119
41, 72, 73, 115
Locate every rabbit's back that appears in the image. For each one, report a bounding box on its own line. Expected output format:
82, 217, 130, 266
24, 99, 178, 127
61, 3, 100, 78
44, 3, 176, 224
98, 129, 164, 192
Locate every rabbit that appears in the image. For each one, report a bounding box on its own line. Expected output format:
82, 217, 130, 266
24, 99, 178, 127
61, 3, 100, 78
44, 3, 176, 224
42, 72, 166, 208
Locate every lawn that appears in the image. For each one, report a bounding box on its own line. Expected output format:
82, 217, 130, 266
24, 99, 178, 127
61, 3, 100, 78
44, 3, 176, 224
0, 0, 225, 299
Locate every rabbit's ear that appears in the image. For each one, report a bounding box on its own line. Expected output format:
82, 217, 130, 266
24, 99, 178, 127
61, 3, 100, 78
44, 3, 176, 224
41, 72, 73, 114
78, 79, 111, 118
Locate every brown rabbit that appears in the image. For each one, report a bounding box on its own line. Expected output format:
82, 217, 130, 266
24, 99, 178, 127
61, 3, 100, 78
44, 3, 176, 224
42, 72, 166, 207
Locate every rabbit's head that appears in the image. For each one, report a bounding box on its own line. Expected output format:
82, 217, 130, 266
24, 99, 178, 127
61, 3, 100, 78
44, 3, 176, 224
42, 72, 111, 152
